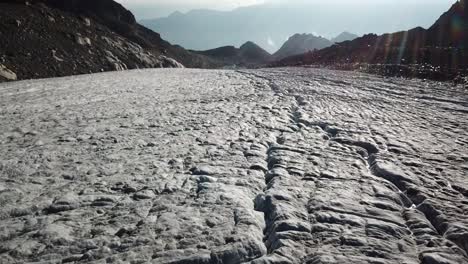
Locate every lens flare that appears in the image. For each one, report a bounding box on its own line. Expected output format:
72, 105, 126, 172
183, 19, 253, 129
397, 31, 409, 64
451, 15, 464, 47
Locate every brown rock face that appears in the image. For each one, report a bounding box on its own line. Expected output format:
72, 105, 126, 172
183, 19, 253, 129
0, 0, 215, 82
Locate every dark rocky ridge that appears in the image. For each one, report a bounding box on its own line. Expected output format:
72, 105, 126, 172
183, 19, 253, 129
192, 41, 272, 68
272, 0, 468, 81
427, 0, 468, 48
0, 0, 216, 82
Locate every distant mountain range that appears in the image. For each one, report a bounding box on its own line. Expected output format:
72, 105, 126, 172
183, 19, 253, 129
140, 3, 450, 53
191, 32, 358, 67
274, 0, 468, 79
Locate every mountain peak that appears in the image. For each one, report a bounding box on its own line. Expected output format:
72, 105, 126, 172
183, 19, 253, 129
289, 33, 323, 39
169, 11, 184, 18
239, 41, 271, 61
273, 33, 333, 60
331, 32, 359, 43
240, 41, 260, 49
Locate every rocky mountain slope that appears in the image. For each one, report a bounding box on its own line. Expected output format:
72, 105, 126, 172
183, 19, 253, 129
193, 41, 272, 68
426, 0, 467, 48
273, 0, 468, 80
273, 34, 333, 60
1, 68, 467, 263
273, 32, 359, 61
0, 0, 215, 82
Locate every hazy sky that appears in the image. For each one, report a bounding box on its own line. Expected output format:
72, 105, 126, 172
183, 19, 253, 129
116, 0, 457, 19
116, 0, 265, 18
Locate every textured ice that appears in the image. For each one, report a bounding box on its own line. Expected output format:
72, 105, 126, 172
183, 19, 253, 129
0, 68, 467, 264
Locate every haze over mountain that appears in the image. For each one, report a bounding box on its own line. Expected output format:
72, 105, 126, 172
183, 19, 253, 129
331, 32, 359, 44
115, 0, 264, 19
139, 0, 454, 53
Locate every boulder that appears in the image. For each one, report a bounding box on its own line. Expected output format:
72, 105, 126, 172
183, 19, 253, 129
157, 55, 184, 68
75, 33, 91, 45
82, 17, 91, 26
0, 64, 17, 80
